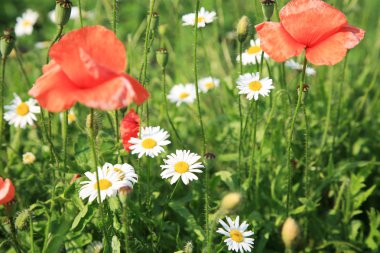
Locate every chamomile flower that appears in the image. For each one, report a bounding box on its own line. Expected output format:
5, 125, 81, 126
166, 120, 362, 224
160, 150, 204, 185
60, 109, 77, 124
129, 126, 171, 158
285, 59, 316, 76
236, 73, 274, 101
237, 39, 269, 65
15, 9, 39, 37
167, 84, 196, 106
217, 216, 255, 253
79, 163, 130, 203
199, 77, 220, 93
4, 94, 41, 128
182, 7, 216, 28
22, 152, 36, 165
109, 163, 138, 188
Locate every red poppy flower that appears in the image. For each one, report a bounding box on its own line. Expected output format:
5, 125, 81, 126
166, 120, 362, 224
0, 177, 15, 205
120, 109, 140, 152
29, 26, 149, 112
256, 0, 365, 65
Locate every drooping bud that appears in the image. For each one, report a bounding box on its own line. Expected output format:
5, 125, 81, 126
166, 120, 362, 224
118, 186, 132, 206
1, 29, 16, 60
55, 0, 72, 27
86, 111, 102, 137
236, 16, 249, 43
220, 192, 241, 211
156, 48, 168, 68
15, 209, 32, 230
261, 0, 276, 21
150, 12, 159, 32
281, 217, 301, 250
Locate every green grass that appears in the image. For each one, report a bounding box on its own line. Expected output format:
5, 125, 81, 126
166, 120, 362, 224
0, 0, 379, 252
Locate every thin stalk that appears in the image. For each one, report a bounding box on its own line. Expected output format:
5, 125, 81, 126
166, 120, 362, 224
8, 216, 22, 253
112, 0, 118, 34
238, 41, 243, 184
123, 199, 130, 253
62, 110, 68, 177
112, 0, 120, 162
193, 0, 209, 251
15, 46, 31, 86
159, 181, 179, 242
162, 67, 182, 144
247, 102, 258, 194
46, 26, 63, 64
78, 0, 83, 27
302, 94, 310, 239
30, 215, 35, 253
285, 56, 307, 217
0, 57, 6, 169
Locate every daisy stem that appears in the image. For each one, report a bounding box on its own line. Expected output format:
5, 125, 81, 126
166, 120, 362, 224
0, 57, 6, 169
122, 200, 130, 253
159, 181, 179, 242
247, 102, 258, 193
161, 67, 183, 145
62, 110, 68, 177
89, 108, 108, 245
193, 1, 210, 251
15, 45, 31, 87
285, 56, 307, 217
29, 215, 35, 253
78, 0, 84, 27
238, 41, 243, 184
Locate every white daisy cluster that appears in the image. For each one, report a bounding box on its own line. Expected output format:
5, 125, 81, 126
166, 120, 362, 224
237, 39, 269, 65
4, 93, 40, 128
285, 59, 316, 76
15, 9, 39, 37
182, 7, 216, 28
79, 163, 138, 203
236, 73, 274, 101
217, 216, 255, 253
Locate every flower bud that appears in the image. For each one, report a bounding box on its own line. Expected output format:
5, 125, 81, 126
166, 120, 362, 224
1, 29, 15, 60
150, 12, 159, 32
183, 242, 193, 253
236, 16, 249, 43
220, 192, 241, 211
261, 0, 276, 21
55, 0, 72, 27
156, 48, 168, 68
15, 209, 32, 230
281, 217, 300, 249
158, 24, 167, 38
86, 111, 102, 137
118, 186, 132, 206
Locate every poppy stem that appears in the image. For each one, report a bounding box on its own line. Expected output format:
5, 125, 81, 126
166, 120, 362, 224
0, 57, 7, 170
238, 41, 243, 186
112, 0, 118, 35
78, 0, 83, 28
62, 110, 68, 177
302, 92, 310, 240
285, 56, 307, 217
29, 215, 35, 253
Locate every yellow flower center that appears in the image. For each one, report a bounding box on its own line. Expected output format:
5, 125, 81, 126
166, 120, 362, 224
179, 92, 189, 99
94, 179, 112, 190
174, 161, 190, 174
22, 20, 32, 27
230, 229, 244, 243
248, 81, 262, 91
197, 17, 205, 23
68, 113, 76, 123
16, 103, 30, 116
141, 138, 157, 149
205, 82, 215, 90
247, 45, 261, 55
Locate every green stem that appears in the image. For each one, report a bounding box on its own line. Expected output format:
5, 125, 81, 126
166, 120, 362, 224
285, 56, 307, 217
8, 216, 22, 253
123, 199, 130, 253
46, 26, 63, 64
302, 94, 310, 239
15, 46, 31, 86
247, 102, 258, 194
30, 215, 35, 253
112, 0, 118, 34
159, 181, 179, 241
0, 57, 6, 169
78, 0, 83, 27
62, 110, 68, 177
238, 41, 243, 184
162, 67, 182, 144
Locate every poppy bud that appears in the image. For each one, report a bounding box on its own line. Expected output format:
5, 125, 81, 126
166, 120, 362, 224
150, 12, 159, 32
55, 0, 72, 27
236, 16, 249, 43
183, 242, 193, 253
86, 111, 102, 137
15, 209, 32, 230
118, 186, 132, 206
158, 24, 167, 38
281, 217, 301, 250
220, 192, 241, 211
261, 0, 276, 21
0, 29, 15, 60
156, 48, 168, 68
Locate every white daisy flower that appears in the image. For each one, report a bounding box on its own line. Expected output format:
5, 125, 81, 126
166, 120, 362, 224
129, 126, 171, 158
59, 109, 77, 124
167, 84, 196, 106
199, 77, 220, 93
237, 39, 269, 65
79, 163, 130, 203
23, 152, 36, 165
182, 7, 216, 28
15, 9, 39, 37
285, 59, 316, 76
4, 93, 41, 128
217, 216, 255, 253
160, 150, 204, 185
109, 163, 138, 189
236, 73, 274, 101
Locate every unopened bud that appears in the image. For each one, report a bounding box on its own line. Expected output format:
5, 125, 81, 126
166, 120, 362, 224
261, 0, 276, 21
15, 209, 32, 230
158, 24, 167, 38
150, 12, 159, 32
1, 29, 16, 59
281, 217, 300, 249
183, 242, 193, 253
156, 48, 168, 68
118, 186, 132, 206
86, 112, 102, 137
236, 16, 249, 43
55, 0, 72, 26
220, 192, 241, 211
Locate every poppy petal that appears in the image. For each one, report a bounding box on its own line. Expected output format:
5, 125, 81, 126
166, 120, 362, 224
0, 178, 15, 205
29, 64, 78, 112
280, 0, 347, 46
339, 25, 365, 49
123, 74, 150, 105
120, 109, 140, 152
75, 75, 136, 110
256, 22, 305, 62
49, 26, 126, 86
